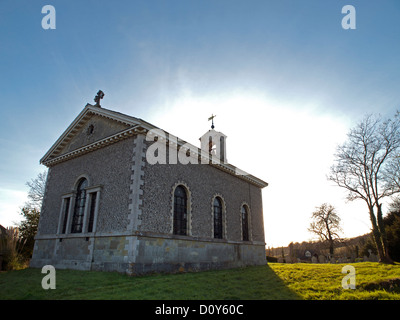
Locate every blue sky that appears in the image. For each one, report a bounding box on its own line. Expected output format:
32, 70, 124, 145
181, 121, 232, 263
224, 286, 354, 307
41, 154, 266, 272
0, 1, 399, 247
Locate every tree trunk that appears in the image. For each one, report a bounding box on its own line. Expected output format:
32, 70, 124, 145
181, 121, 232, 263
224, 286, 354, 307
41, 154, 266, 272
376, 203, 394, 264
329, 242, 334, 256
325, 217, 335, 256
328, 234, 334, 256
369, 205, 393, 264
369, 207, 385, 260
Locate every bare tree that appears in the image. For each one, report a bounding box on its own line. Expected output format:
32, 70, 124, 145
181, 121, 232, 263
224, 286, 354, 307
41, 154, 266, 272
308, 203, 342, 255
14, 170, 48, 259
25, 170, 48, 210
384, 151, 400, 191
329, 111, 400, 263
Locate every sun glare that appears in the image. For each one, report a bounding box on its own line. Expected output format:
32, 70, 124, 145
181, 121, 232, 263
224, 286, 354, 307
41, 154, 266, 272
148, 90, 367, 247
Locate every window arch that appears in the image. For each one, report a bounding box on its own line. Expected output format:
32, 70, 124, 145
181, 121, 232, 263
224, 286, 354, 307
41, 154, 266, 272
173, 185, 188, 235
71, 178, 88, 233
213, 197, 223, 239
241, 204, 250, 241
58, 176, 101, 235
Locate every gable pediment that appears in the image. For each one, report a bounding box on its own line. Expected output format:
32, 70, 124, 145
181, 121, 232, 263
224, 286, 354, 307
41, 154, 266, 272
40, 104, 145, 166
55, 113, 130, 156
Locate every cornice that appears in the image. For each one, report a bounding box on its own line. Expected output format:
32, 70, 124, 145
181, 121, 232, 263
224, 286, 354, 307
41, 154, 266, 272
42, 126, 140, 166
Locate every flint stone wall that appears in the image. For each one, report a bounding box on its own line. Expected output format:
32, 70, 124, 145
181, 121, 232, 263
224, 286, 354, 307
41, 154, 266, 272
31, 132, 266, 274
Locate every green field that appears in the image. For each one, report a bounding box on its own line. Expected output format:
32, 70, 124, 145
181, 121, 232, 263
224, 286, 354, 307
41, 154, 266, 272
0, 262, 399, 300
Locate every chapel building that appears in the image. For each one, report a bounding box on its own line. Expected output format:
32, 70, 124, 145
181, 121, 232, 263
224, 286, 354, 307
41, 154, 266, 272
30, 94, 268, 274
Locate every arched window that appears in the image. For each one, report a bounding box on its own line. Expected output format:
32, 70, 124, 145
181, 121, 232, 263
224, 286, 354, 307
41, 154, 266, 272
173, 185, 187, 235
213, 197, 223, 239
241, 205, 249, 241
71, 178, 88, 233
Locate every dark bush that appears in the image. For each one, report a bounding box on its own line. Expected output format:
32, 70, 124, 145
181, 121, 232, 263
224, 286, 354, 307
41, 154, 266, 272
266, 256, 278, 263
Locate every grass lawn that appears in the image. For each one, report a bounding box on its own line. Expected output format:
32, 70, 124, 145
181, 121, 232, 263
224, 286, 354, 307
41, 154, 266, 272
270, 262, 400, 299
0, 262, 399, 300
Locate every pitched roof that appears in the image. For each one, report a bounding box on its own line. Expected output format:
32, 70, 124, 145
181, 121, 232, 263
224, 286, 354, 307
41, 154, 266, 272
41, 104, 268, 188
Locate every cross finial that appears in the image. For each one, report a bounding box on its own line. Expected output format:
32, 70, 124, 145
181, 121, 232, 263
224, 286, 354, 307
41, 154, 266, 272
208, 114, 216, 129
94, 90, 105, 107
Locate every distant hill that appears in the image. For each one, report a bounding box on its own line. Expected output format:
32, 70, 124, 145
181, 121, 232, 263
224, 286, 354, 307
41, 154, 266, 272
266, 233, 373, 262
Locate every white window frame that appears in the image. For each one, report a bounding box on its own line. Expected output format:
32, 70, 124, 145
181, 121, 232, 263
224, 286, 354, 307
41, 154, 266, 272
83, 185, 102, 234
58, 184, 102, 235
57, 192, 74, 234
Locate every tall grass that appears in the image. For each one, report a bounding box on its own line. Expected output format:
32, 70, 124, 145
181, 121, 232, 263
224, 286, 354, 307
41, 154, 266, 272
0, 227, 28, 271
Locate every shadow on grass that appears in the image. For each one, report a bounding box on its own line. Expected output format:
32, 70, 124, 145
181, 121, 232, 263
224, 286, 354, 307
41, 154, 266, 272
242, 264, 301, 300
0, 264, 301, 300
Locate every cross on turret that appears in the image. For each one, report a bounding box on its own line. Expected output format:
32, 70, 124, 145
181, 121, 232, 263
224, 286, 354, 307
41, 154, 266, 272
208, 114, 216, 129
